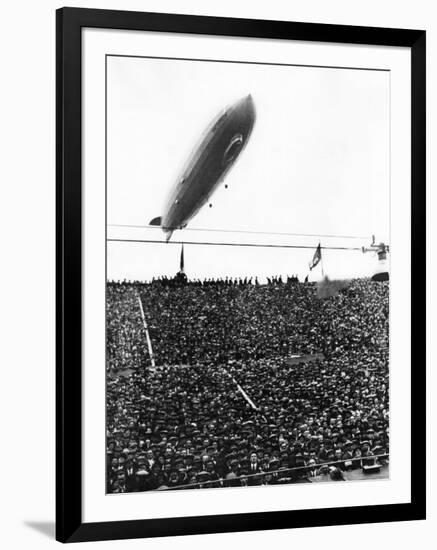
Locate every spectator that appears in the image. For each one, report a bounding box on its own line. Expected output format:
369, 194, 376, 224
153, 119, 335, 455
106, 277, 389, 492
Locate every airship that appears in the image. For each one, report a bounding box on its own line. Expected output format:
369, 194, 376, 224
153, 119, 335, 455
149, 94, 256, 241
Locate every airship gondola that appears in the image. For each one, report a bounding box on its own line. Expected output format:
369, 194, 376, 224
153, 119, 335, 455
150, 94, 256, 241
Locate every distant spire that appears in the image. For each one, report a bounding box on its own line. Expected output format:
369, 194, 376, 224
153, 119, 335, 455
180, 244, 185, 274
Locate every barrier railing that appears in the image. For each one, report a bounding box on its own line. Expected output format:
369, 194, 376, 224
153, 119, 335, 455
160, 453, 389, 490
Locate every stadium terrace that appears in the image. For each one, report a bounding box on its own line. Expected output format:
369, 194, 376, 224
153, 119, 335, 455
106, 277, 389, 492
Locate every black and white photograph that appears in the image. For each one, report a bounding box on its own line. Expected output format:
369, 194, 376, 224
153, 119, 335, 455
0, 0, 431, 546
105, 54, 390, 494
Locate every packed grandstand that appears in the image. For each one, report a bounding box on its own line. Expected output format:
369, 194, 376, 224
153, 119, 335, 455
106, 277, 389, 493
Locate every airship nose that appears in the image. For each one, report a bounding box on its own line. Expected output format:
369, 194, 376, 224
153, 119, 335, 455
238, 93, 255, 119
235, 94, 253, 108
244, 94, 253, 107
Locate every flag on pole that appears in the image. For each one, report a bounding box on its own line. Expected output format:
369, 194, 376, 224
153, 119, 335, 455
180, 244, 185, 273
309, 243, 322, 271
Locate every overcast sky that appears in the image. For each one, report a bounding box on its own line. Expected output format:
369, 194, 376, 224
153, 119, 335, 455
106, 55, 389, 282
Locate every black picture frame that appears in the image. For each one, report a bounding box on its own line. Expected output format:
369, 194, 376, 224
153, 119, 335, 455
56, 7, 426, 543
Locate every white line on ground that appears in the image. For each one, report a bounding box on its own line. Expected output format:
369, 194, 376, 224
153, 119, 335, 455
137, 295, 156, 369
222, 368, 259, 411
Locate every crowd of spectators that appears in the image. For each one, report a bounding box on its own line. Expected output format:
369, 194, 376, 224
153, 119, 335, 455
106, 277, 389, 493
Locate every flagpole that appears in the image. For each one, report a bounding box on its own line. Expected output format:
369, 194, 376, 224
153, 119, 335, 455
180, 243, 184, 274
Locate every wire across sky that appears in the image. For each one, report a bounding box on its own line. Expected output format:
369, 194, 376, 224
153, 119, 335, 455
108, 223, 370, 241
107, 237, 363, 251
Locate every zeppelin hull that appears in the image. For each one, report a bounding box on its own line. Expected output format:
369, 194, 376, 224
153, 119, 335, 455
151, 95, 256, 240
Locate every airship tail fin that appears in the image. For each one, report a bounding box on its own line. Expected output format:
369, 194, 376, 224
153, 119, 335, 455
149, 216, 162, 226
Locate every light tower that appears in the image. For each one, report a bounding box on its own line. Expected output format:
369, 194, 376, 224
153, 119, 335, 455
362, 235, 389, 281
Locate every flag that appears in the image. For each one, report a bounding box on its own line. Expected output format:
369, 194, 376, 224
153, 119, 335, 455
309, 243, 322, 271
180, 244, 185, 273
